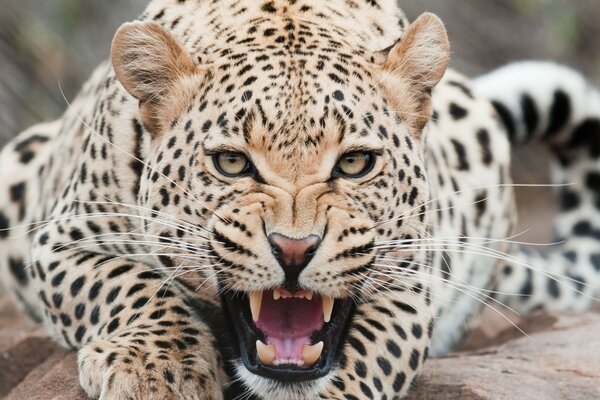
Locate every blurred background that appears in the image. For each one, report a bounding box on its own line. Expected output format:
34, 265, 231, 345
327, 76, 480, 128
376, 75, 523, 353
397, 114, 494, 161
2, 0, 598, 238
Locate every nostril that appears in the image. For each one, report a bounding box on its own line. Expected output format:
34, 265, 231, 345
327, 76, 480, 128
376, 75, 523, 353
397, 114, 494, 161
305, 244, 318, 260
271, 243, 282, 258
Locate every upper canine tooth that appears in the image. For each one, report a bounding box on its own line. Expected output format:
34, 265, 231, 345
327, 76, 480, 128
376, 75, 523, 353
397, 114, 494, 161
302, 341, 324, 366
273, 290, 281, 301
249, 291, 263, 322
256, 340, 275, 365
322, 296, 334, 323
306, 292, 313, 301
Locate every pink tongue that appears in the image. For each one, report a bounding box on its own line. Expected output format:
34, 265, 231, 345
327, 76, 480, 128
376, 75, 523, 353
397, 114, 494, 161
255, 291, 324, 363
256, 292, 324, 338
268, 336, 311, 361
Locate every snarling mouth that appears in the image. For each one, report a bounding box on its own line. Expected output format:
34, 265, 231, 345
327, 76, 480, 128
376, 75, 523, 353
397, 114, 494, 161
223, 288, 354, 381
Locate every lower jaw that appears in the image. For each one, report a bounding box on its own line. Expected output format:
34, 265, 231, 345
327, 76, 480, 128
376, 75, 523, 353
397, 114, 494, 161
222, 291, 355, 382
233, 368, 329, 400
235, 364, 333, 400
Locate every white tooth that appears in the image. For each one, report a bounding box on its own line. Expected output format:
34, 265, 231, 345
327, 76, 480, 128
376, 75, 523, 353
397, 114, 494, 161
256, 340, 275, 365
322, 296, 334, 323
306, 292, 313, 301
249, 291, 263, 322
273, 290, 281, 301
302, 341, 324, 366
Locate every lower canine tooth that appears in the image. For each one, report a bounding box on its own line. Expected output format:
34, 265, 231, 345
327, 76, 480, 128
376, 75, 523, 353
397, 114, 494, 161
322, 296, 334, 323
249, 291, 263, 321
302, 341, 324, 366
256, 340, 275, 365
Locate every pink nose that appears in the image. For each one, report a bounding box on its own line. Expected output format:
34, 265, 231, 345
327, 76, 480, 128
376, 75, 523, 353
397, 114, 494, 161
268, 233, 321, 290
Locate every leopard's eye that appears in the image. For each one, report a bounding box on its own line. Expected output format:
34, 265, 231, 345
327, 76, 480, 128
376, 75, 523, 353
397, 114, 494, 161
335, 152, 376, 178
213, 152, 251, 177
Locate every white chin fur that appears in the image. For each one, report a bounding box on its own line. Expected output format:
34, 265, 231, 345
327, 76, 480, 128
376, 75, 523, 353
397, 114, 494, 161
234, 361, 332, 400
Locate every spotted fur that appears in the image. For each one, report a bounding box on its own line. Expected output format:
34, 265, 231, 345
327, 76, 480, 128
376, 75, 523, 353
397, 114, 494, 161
0, 1, 599, 399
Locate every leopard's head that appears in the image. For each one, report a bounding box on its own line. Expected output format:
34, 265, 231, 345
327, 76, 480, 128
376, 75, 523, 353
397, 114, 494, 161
111, 11, 448, 398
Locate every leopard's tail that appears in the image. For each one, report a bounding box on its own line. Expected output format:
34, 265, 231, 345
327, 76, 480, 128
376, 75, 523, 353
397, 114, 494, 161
473, 61, 600, 313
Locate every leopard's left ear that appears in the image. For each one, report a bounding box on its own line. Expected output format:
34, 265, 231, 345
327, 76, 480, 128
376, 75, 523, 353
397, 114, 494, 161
111, 21, 203, 136
378, 13, 450, 131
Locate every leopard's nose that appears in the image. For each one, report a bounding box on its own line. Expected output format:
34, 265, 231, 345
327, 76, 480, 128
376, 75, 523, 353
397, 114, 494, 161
268, 233, 321, 290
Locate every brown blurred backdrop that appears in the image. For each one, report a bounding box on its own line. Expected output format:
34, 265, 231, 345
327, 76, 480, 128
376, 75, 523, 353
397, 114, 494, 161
2, 0, 598, 240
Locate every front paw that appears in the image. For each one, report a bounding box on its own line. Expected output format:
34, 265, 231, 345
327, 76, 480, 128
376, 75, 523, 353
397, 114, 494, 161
78, 337, 223, 400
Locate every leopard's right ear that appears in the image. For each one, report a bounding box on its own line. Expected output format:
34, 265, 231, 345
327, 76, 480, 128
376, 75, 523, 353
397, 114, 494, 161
111, 21, 202, 136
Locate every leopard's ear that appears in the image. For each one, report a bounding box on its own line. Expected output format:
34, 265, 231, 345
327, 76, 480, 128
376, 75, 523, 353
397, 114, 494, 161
111, 21, 201, 136
378, 13, 450, 131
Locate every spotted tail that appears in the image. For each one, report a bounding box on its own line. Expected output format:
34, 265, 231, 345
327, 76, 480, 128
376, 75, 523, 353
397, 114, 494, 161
473, 61, 600, 312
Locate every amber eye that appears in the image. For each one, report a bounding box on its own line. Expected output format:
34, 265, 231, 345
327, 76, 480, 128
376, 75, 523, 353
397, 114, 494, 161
335, 152, 376, 178
213, 152, 251, 177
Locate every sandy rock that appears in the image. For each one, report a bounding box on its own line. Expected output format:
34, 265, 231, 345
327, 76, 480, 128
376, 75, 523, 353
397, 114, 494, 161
409, 312, 600, 400
4, 349, 86, 400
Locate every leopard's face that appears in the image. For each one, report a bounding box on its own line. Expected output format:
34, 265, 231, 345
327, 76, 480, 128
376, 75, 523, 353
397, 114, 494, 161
113, 13, 448, 397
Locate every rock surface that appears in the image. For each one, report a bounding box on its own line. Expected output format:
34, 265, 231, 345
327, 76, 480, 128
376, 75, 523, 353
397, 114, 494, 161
1, 297, 599, 400
410, 310, 600, 400
0, 298, 86, 400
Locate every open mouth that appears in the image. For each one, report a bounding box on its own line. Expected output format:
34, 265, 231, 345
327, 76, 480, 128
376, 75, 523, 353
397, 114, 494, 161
222, 288, 354, 381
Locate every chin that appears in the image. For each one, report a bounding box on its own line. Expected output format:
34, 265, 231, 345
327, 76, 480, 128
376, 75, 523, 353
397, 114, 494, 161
234, 361, 333, 400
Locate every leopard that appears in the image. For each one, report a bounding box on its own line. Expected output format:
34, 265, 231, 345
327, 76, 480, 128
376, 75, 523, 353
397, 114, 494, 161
1, 1, 600, 399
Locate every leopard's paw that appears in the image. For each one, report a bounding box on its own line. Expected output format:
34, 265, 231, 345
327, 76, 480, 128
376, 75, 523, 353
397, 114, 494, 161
78, 338, 223, 400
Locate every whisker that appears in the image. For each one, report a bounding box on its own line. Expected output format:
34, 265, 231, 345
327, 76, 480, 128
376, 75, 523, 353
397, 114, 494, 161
358, 271, 527, 337
371, 244, 599, 300
372, 181, 573, 230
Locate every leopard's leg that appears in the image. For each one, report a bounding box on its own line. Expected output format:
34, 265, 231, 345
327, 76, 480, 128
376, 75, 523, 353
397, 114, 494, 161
0, 120, 62, 320
474, 62, 600, 313
31, 230, 226, 400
